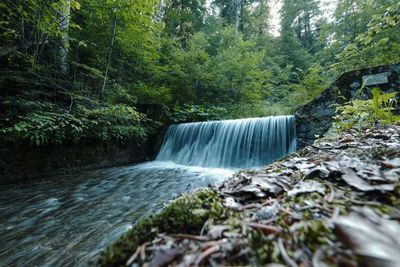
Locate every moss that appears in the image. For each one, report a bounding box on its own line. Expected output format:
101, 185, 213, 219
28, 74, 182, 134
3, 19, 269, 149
98, 188, 225, 266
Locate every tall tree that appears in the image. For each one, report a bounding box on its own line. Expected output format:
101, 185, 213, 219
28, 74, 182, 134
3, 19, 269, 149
277, 0, 317, 71
57, 0, 72, 74
212, 0, 271, 35
162, 0, 207, 43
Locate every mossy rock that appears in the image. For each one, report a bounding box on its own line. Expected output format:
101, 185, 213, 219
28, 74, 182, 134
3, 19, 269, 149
98, 188, 225, 266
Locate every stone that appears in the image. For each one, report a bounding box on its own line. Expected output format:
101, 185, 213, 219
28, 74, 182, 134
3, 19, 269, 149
362, 72, 389, 86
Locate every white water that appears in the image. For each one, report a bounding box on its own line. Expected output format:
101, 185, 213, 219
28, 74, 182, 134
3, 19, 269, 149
157, 116, 297, 168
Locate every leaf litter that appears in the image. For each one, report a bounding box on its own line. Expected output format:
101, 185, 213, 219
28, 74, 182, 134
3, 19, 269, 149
108, 125, 400, 267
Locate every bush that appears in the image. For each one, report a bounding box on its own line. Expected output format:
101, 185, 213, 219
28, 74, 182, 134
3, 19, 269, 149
170, 104, 227, 123
1, 111, 90, 146
224, 101, 293, 119
333, 88, 400, 131
0, 98, 149, 146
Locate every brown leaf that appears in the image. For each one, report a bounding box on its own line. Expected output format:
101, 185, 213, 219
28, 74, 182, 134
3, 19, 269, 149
287, 180, 326, 197
333, 208, 400, 267
304, 166, 331, 179
145, 248, 182, 267
341, 167, 395, 191
381, 158, 400, 169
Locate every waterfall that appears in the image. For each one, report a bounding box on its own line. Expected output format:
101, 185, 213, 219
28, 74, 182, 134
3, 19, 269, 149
156, 116, 297, 168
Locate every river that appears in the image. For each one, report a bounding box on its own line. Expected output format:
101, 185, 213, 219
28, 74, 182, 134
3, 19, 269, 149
0, 161, 233, 266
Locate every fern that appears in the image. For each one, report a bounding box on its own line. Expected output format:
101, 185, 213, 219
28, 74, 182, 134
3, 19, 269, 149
334, 87, 400, 131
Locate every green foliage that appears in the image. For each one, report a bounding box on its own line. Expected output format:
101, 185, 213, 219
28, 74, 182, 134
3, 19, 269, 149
80, 104, 148, 142
334, 88, 400, 131
1, 0, 399, 148
224, 102, 293, 119
289, 65, 327, 108
322, 1, 399, 75
170, 105, 227, 123
1, 111, 89, 146
0, 92, 149, 146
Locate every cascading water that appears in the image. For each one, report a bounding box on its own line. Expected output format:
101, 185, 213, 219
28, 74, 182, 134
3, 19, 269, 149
157, 115, 297, 168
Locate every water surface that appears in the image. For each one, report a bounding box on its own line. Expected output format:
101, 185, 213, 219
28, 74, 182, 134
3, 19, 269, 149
0, 161, 233, 266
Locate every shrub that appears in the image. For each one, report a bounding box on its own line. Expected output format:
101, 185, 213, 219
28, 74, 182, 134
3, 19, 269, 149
333, 88, 400, 131
170, 104, 227, 123
0, 101, 149, 146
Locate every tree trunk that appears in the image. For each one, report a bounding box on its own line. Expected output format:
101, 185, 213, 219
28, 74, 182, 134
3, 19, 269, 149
101, 13, 118, 97
234, 0, 242, 34
239, 0, 245, 32
58, 0, 71, 75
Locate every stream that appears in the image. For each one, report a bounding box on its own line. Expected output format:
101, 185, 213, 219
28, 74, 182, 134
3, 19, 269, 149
0, 161, 233, 266
0, 116, 297, 266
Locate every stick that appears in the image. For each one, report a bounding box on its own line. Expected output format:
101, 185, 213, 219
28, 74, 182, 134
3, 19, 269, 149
171, 233, 209, 242
125, 246, 140, 266
278, 238, 298, 267
195, 245, 220, 266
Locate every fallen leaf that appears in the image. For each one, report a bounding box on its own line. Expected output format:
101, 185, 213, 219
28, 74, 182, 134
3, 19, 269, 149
145, 248, 182, 267
255, 202, 281, 220
381, 158, 400, 169
207, 225, 230, 240
223, 196, 242, 210
333, 208, 400, 267
341, 167, 395, 191
287, 180, 326, 197
304, 166, 331, 179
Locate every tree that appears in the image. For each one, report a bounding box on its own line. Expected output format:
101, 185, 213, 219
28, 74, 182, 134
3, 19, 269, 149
0, 0, 78, 73
162, 0, 207, 43
332, 2, 400, 73
212, 0, 271, 36
57, 0, 72, 74
277, 0, 315, 72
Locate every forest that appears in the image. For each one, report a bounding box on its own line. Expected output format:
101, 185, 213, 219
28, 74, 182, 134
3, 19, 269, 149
1, 1, 400, 266
1, 0, 399, 147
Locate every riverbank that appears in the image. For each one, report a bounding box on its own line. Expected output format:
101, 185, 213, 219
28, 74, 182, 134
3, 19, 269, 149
99, 124, 400, 267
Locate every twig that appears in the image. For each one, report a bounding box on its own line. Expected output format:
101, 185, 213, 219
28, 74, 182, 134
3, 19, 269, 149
195, 245, 220, 266
125, 246, 140, 266
200, 219, 210, 236
201, 239, 227, 251
331, 206, 340, 220
278, 238, 298, 267
238, 203, 260, 211
312, 247, 329, 267
140, 243, 147, 262
342, 196, 382, 206
171, 233, 209, 242
247, 223, 280, 235
324, 184, 335, 203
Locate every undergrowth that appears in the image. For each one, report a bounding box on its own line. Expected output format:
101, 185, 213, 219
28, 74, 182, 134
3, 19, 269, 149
333, 87, 400, 132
